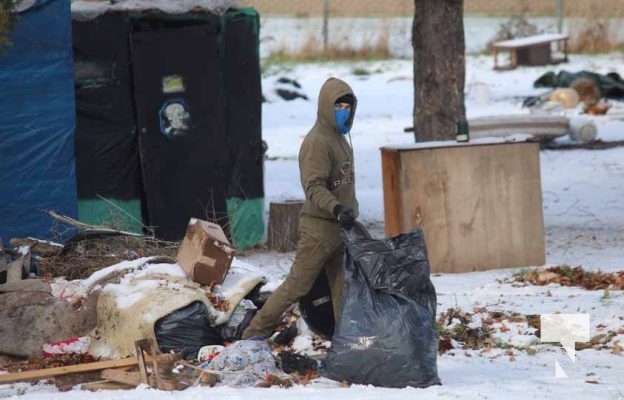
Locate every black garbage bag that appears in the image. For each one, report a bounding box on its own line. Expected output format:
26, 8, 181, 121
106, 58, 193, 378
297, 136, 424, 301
154, 301, 223, 359
322, 229, 441, 388
299, 269, 335, 339
277, 351, 319, 374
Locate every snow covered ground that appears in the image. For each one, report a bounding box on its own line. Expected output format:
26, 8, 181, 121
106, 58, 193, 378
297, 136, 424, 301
3, 16, 624, 400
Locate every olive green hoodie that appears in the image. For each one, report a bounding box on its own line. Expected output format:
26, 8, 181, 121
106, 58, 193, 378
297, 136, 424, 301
299, 78, 359, 221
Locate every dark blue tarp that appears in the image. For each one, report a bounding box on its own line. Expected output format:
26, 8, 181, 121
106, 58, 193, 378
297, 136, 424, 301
0, 0, 77, 244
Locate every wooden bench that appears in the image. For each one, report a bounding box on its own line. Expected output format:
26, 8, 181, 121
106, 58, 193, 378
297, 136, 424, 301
493, 33, 569, 70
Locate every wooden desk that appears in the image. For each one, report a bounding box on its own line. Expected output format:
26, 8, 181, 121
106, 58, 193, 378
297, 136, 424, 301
381, 140, 545, 273
493, 33, 569, 70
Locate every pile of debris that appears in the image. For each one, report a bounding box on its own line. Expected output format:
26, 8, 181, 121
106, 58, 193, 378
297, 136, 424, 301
2, 217, 447, 392
1, 211, 179, 284
39, 233, 178, 281
0, 217, 323, 393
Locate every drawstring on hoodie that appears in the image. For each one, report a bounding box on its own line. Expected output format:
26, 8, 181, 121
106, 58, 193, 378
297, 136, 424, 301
347, 132, 355, 173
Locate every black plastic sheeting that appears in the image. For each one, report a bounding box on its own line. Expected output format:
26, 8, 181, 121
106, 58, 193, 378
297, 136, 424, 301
322, 229, 441, 388
71, 10, 262, 242
534, 70, 624, 99
0, 0, 78, 243
131, 23, 229, 240
222, 11, 264, 199
72, 13, 142, 202
299, 270, 335, 339
154, 301, 223, 359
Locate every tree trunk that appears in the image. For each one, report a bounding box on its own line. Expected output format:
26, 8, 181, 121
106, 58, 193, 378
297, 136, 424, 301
412, 0, 466, 142
267, 200, 304, 252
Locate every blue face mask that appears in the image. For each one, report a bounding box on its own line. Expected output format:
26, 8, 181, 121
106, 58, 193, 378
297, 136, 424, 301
335, 108, 351, 134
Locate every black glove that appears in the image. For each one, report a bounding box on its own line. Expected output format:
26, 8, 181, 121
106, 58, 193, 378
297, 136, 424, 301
333, 205, 356, 230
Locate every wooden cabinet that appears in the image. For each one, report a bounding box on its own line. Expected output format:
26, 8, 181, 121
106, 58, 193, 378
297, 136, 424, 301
381, 140, 545, 273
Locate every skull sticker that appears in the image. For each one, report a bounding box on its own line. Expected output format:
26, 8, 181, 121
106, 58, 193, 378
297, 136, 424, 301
159, 99, 190, 138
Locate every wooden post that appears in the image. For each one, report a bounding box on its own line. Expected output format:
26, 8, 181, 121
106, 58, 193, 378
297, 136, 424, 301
135, 338, 163, 390
493, 48, 499, 70
2, 250, 30, 283
510, 48, 518, 69
267, 200, 304, 252
322, 0, 329, 52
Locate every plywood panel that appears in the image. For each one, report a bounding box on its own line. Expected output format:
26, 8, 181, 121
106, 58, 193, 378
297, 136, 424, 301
382, 141, 545, 273
381, 149, 403, 236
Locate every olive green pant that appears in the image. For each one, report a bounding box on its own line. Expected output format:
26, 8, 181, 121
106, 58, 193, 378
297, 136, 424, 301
242, 217, 345, 339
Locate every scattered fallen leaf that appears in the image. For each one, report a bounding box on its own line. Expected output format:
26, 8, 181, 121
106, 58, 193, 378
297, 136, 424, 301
510, 265, 624, 291
438, 337, 454, 353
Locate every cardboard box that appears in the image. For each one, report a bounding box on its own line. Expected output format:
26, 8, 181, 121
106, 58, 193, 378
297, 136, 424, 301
176, 218, 235, 286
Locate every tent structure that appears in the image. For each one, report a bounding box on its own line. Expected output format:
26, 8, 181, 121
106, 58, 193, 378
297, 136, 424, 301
1, 0, 265, 249
72, 1, 264, 248
0, 0, 78, 244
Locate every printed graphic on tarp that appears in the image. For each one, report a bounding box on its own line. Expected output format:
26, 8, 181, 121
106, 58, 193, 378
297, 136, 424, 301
162, 75, 186, 94
159, 99, 191, 139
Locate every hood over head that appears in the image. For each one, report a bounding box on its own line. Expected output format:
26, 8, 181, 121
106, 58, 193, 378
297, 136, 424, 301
316, 78, 357, 134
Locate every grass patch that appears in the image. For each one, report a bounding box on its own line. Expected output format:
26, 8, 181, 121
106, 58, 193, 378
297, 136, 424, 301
0, 0, 20, 55
568, 17, 624, 53
352, 67, 371, 76
260, 62, 297, 78
264, 27, 392, 63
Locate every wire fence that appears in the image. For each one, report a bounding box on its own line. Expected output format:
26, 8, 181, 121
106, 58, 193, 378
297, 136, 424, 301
238, 1, 624, 59
239, 0, 624, 17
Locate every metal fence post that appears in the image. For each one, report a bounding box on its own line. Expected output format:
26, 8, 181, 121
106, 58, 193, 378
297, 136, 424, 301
323, 0, 329, 52
556, 0, 563, 33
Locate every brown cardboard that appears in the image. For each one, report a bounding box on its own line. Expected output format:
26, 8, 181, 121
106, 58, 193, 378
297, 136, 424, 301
176, 218, 235, 286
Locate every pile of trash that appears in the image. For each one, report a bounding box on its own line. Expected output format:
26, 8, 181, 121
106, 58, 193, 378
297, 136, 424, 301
1, 217, 441, 392
0, 217, 324, 391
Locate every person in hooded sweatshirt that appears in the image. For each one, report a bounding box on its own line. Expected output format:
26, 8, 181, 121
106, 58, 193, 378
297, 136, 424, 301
242, 77, 359, 339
